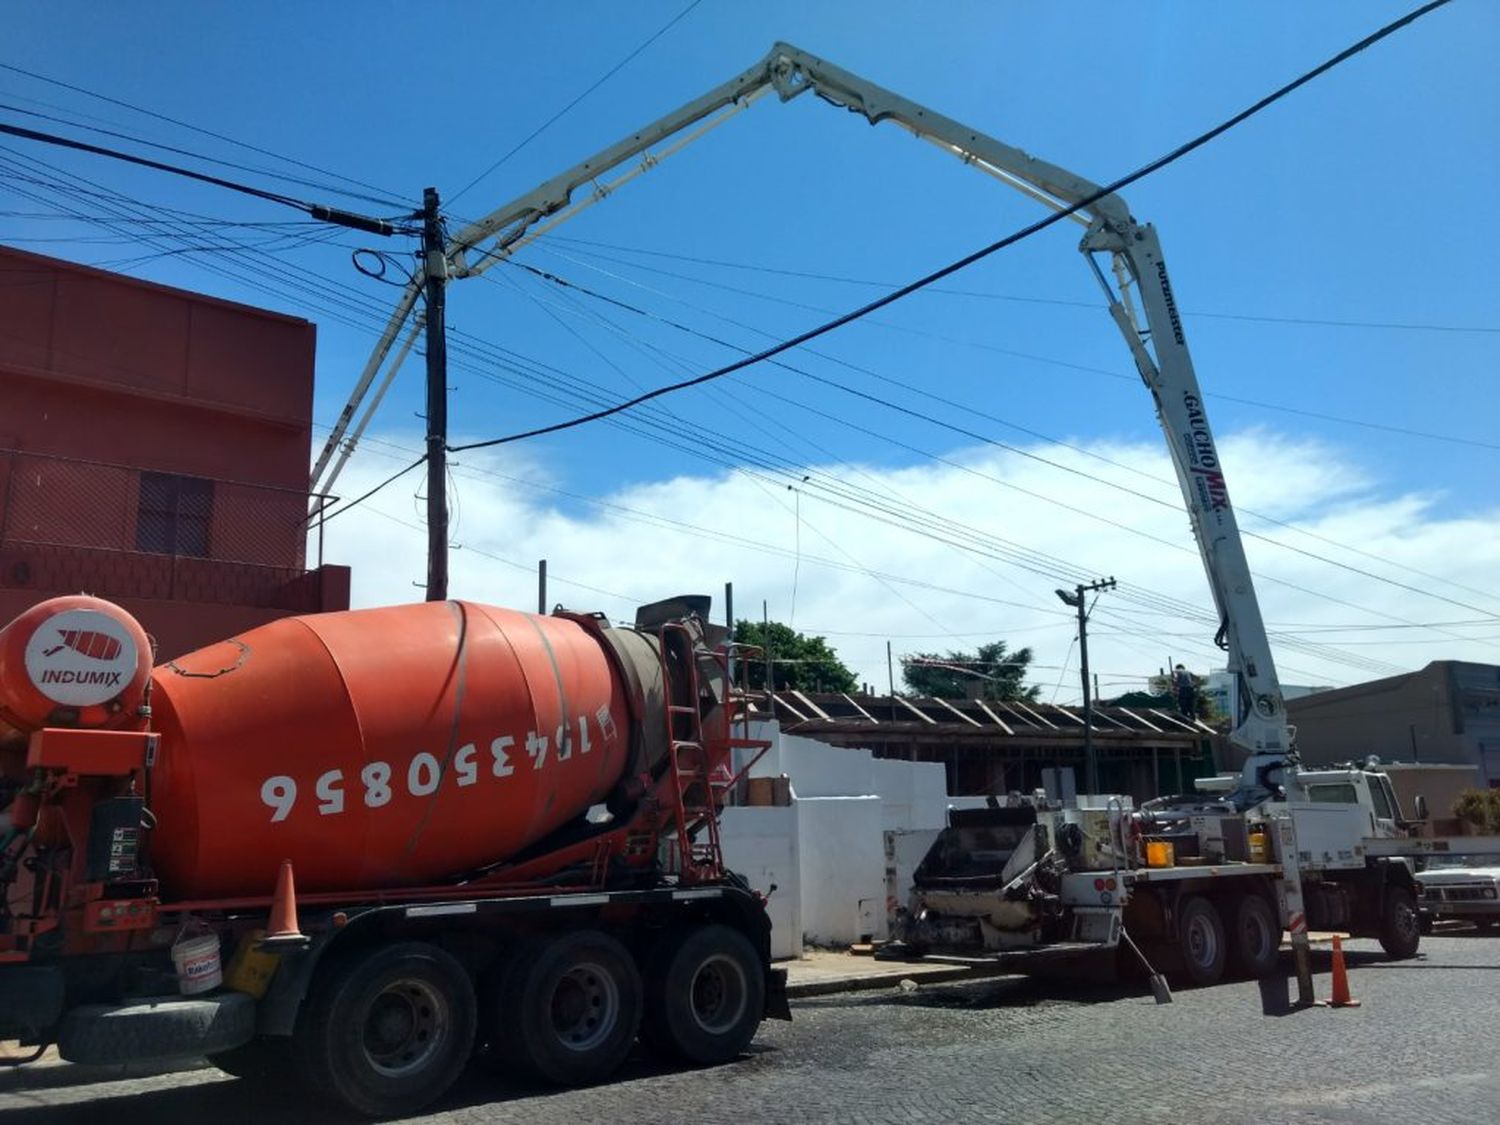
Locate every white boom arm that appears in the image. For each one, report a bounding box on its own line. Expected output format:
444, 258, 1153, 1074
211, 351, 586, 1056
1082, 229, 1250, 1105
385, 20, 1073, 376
318, 42, 1290, 770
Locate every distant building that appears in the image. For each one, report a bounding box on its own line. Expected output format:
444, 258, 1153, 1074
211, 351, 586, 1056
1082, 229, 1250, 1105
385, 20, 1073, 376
0, 246, 348, 657
1205, 670, 1332, 727
1286, 661, 1500, 787
752, 689, 1221, 804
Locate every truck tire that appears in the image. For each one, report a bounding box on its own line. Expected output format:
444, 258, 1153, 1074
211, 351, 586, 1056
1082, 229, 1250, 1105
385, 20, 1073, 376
1175, 896, 1226, 987
642, 924, 764, 1065
1227, 895, 1281, 979
1378, 887, 1421, 959
494, 930, 641, 1086
208, 1036, 291, 1081
295, 941, 476, 1119
57, 993, 254, 1066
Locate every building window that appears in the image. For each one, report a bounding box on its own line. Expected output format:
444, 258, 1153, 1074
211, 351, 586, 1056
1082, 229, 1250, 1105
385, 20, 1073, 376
136, 472, 213, 557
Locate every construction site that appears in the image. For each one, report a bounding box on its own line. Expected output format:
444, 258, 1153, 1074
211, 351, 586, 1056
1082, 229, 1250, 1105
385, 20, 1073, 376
0, 4, 1496, 1123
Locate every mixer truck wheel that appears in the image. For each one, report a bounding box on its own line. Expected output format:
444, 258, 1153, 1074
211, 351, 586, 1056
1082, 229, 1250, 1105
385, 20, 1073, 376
209, 1036, 291, 1081
294, 941, 477, 1119
1175, 896, 1226, 987
641, 924, 764, 1065
495, 930, 642, 1086
1227, 895, 1281, 979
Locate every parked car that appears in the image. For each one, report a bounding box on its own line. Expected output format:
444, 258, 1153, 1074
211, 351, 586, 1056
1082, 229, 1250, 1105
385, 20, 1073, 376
1417, 855, 1500, 931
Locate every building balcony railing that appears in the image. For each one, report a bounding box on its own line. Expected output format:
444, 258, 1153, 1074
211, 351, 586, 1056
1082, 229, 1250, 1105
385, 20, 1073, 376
0, 447, 337, 612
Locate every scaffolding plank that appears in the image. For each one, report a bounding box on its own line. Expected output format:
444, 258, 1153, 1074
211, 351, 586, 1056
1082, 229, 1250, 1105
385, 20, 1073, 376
791, 690, 831, 721
772, 692, 810, 723
1148, 708, 1198, 732
840, 692, 879, 723
1008, 701, 1057, 730
1116, 707, 1163, 733
930, 696, 982, 727
894, 695, 937, 724
974, 700, 1015, 735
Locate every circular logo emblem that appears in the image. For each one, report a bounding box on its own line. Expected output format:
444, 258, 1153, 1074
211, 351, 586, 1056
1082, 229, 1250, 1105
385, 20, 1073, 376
23, 608, 138, 707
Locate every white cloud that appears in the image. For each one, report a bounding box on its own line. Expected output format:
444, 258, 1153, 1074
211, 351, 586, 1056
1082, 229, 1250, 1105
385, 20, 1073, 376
321, 429, 1500, 705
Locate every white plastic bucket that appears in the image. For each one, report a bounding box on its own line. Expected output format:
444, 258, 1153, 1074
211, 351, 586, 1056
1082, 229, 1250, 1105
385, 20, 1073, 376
172, 932, 223, 995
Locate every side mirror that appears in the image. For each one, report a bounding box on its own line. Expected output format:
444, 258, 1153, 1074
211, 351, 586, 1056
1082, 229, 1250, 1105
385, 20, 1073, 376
1414, 794, 1429, 821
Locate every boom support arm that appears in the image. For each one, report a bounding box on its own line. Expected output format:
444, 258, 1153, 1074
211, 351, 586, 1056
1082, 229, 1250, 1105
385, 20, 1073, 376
316, 41, 1292, 768
1083, 223, 1288, 763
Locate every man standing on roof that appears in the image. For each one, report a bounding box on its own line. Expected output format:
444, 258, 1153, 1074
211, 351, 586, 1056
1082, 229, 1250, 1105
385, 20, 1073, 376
1172, 664, 1197, 717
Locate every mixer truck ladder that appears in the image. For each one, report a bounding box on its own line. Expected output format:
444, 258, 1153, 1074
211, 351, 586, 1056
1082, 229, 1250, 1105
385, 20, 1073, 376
658, 621, 728, 881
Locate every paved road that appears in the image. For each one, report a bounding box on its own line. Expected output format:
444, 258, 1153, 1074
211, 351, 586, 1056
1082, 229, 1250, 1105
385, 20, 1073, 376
2, 934, 1496, 1124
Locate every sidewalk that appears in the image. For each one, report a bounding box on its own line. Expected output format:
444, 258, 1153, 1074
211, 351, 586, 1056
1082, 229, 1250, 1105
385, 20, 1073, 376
783, 950, 1016, 998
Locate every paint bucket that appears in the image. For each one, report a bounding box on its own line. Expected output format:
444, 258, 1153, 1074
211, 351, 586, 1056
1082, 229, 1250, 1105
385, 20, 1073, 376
1247, 827, 1271, 864
1144, 839, 1176, 868
172, 930, 223, 995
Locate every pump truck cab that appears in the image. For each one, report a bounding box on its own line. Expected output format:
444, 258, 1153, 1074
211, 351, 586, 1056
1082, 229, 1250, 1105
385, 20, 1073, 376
0, 592, 786, 1118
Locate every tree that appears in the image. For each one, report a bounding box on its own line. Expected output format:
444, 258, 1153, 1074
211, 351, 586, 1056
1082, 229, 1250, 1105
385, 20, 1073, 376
1453, 789, 1500, 834
733, 620, 857, 693
901, 641, 1040, 702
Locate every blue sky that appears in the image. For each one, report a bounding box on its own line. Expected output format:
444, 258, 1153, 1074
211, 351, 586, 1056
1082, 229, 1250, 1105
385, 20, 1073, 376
3, 2, 1497, 696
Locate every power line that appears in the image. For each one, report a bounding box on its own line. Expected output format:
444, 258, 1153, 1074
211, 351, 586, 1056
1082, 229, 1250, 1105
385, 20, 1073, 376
0, 99, 413, 212
546, 235, 1500, 337
313, 455, 428, 525
0, 120, 406, 235
448, 1, 1453, 453
0, 61, 409, 209
447, 0, 704, 206
509, 257, 1500, 624
542, 237, 1500, 455
522, 239, 1500, 613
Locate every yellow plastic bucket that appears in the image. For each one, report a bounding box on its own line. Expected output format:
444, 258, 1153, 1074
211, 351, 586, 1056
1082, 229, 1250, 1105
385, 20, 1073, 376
1145, 840, 1175, 868
1247, 828, 1271, 864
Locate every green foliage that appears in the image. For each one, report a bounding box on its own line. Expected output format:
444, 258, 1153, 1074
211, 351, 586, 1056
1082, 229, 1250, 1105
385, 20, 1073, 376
732, 620, 857, 694
901, 641, 1039, 702
1452, 788, 1500, 834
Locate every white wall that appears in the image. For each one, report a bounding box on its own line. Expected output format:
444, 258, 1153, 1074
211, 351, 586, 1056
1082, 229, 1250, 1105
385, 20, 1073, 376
719, 805, 801, 960
796, 795, 886, 946
723, 722, 988, 950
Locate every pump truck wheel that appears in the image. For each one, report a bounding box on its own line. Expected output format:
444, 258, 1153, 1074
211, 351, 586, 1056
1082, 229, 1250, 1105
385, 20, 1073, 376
1378, 887, 1421, 959
295, 941, 477, 1119
495, 930, 641, 1086
642, 923, 764, 1065
1227, 894, 1281, 979
1176, 896, 1227, 987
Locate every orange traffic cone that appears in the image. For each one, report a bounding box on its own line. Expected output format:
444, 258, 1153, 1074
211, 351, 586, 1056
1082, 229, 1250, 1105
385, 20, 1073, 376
1323, 934, 1361, 1008
259, 859, 310, 951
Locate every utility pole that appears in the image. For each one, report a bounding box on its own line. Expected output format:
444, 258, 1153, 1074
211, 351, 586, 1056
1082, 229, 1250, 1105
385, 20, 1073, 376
537, 559, 547, 614
422, 186, 449, 602
1056, 577, 1116, 796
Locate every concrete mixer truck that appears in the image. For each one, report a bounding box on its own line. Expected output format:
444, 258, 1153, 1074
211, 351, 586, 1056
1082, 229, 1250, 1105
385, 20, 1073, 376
0, 592, 787, 1117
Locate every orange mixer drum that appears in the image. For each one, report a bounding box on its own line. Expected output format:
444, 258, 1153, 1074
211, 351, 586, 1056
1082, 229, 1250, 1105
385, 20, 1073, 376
146, 600, 634, 899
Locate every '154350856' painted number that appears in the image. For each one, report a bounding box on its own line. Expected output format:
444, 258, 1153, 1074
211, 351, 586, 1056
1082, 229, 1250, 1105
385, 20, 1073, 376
257, 707, 615, 823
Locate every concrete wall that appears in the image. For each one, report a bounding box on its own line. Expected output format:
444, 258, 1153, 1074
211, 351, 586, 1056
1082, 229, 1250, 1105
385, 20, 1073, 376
720, 723, 983, 954
719, 805, 801, 960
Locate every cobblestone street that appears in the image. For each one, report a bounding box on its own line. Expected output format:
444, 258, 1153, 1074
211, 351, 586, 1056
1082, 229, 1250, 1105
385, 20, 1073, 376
3, 935, 1496, 1125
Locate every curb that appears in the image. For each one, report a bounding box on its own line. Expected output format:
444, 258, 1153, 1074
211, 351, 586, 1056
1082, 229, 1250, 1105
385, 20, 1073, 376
786, 960, 1017, 999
